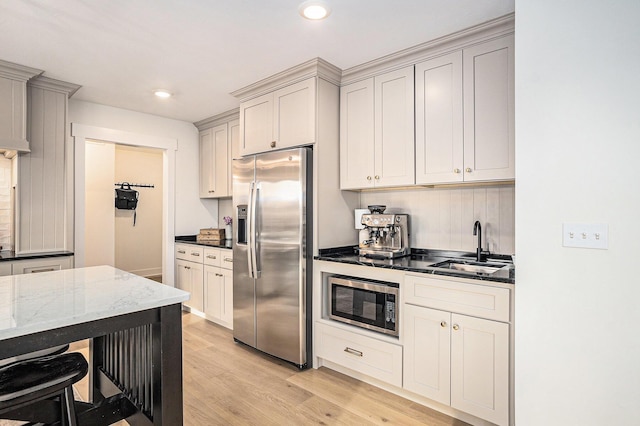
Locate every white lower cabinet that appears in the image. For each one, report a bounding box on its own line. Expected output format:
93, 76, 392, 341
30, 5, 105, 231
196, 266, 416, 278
403, 274, 510, 426
175, 258, 204, 312
316, 321, 402, 387
203, 248, 233, 329
0, 256, 74, 276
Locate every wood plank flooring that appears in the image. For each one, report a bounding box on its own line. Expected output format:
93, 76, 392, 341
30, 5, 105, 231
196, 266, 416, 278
72, 312, 469, 425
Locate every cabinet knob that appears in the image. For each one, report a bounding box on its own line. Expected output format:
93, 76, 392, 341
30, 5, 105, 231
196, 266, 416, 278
453, 324, 460, 331
366, 176, 372, 181
453, 168, 461, 174
440, 321, 447, 328
270, 141, 276, 148
465, 168, 472, 173
374, 175, 380, 180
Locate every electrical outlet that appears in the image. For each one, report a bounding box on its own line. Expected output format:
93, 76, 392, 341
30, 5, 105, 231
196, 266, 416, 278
562, 223, 608, 249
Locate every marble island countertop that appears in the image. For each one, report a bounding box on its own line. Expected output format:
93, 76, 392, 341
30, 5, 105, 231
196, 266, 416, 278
315, 247, 515, 284
0, 265, 189, 340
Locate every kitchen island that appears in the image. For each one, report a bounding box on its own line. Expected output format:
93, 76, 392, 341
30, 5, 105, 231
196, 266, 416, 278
0, 265, 189, 425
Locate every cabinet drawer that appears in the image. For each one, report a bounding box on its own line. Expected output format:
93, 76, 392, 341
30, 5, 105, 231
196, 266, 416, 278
220, 250, 233, 270
316, 322, 402, 387
405, 274, 510, 322
203, 248, 221, 267
176, 244, 204, 263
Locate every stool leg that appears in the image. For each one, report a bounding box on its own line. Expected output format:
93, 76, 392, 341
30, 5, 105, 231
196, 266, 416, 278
62, 386, 78, 426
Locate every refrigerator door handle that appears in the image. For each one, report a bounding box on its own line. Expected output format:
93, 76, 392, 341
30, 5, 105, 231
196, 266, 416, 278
251, 183, 261, 278
247, 181, 255, 279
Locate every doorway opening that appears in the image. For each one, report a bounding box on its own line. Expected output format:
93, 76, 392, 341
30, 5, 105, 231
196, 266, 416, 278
85, 141, 164, 280
72, 124, 178, 287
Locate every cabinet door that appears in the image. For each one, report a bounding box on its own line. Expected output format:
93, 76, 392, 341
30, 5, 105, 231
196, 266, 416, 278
188, 261, 204, 312
220, 267, 233, 328
199, 128, 214, 197
200, 124, 229, 198
340, 78, 375, 189
450, 313, 509, 426
176, 259, 203, 311
374, 66, 415, 187
240, 92, 273, 156
228, 118, 240, 194
463, 35, 515, 182
415, 52, 464, 184
273, 77, 316, 151
204, 265, 224, 321
403, 304, 451, 405
175, 259, 192, 295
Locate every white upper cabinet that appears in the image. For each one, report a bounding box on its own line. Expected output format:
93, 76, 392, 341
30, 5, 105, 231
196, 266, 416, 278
416, 35, 514, 184
240, 77, 316, 156
196, 109, 239, 199
415, 51, 464, 184
340, 66, 415, 190
199, 123, 229, 198
339, 78, 374, 189
462, 35, 515, 182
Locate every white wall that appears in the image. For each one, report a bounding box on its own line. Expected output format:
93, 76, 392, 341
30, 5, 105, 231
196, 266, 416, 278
84, 141, 115, 266
69, 100, 218, 236
516, 2, 640, 424
115, 145, 163, 277
361, 184, 515, 255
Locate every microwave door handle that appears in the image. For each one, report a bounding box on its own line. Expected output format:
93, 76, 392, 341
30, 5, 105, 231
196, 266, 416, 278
251, 183, 261, 278
247, 182, 255, 279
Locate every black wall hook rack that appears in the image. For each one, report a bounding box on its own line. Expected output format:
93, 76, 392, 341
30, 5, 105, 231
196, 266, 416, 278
114, 182, 155, 188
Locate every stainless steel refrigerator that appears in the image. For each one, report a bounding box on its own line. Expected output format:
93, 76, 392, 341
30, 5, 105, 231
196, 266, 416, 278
232, 147, 312, 369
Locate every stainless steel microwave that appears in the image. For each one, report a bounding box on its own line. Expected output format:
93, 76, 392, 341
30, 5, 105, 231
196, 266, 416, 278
328, 275, 399, 336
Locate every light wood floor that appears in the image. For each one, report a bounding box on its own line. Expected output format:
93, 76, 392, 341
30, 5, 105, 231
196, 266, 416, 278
72, 313, 469, 425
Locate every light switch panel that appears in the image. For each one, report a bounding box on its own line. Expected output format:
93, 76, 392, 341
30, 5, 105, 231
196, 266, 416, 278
562, 223, 608, 249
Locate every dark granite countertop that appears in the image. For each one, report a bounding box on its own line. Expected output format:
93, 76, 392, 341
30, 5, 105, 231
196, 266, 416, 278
0, 251, 74, 262
315, 247, 515, 284
175, 235, 232, 250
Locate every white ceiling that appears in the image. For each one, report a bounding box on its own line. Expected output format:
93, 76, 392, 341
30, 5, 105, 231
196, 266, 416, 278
0, 0, 514, 123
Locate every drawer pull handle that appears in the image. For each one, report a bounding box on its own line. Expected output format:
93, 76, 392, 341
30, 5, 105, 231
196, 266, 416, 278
223, 257, 233, 262
207, 255, 217, 259
215, 273, 223, 277
191, 252, 200, 257
177, 250, 186, 254
344, 347, 363, 357
30, 268, 56, 273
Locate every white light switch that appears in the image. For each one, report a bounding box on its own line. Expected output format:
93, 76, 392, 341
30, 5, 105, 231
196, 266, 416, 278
562, 223, 608, 249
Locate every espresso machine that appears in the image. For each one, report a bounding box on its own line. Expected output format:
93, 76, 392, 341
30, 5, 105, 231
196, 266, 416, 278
358, 205, 410, 259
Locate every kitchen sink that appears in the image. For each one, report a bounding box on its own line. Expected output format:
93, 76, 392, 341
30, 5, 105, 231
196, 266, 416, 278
430, 259, 508, 275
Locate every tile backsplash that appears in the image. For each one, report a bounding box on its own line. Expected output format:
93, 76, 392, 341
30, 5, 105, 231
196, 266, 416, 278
360, 184, 515, 255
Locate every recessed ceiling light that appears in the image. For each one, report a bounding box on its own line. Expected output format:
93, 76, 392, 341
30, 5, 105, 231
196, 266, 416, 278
154, 89, 172, 99
299, 1, 331, 20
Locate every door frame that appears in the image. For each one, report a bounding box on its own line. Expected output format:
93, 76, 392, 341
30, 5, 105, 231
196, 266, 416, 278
71, 123, 178, 286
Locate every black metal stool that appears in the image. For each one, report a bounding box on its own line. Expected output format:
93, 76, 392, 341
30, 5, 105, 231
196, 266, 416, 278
0, 352, 88, 425
0, 344, 70, 368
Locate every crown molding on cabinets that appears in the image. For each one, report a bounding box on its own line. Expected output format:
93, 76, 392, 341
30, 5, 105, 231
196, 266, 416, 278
0, 59, 43, 81
28, 75, 81, 98
194, 108, 239, 131
230, 57, 342, 101
341, 13, 515, 86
